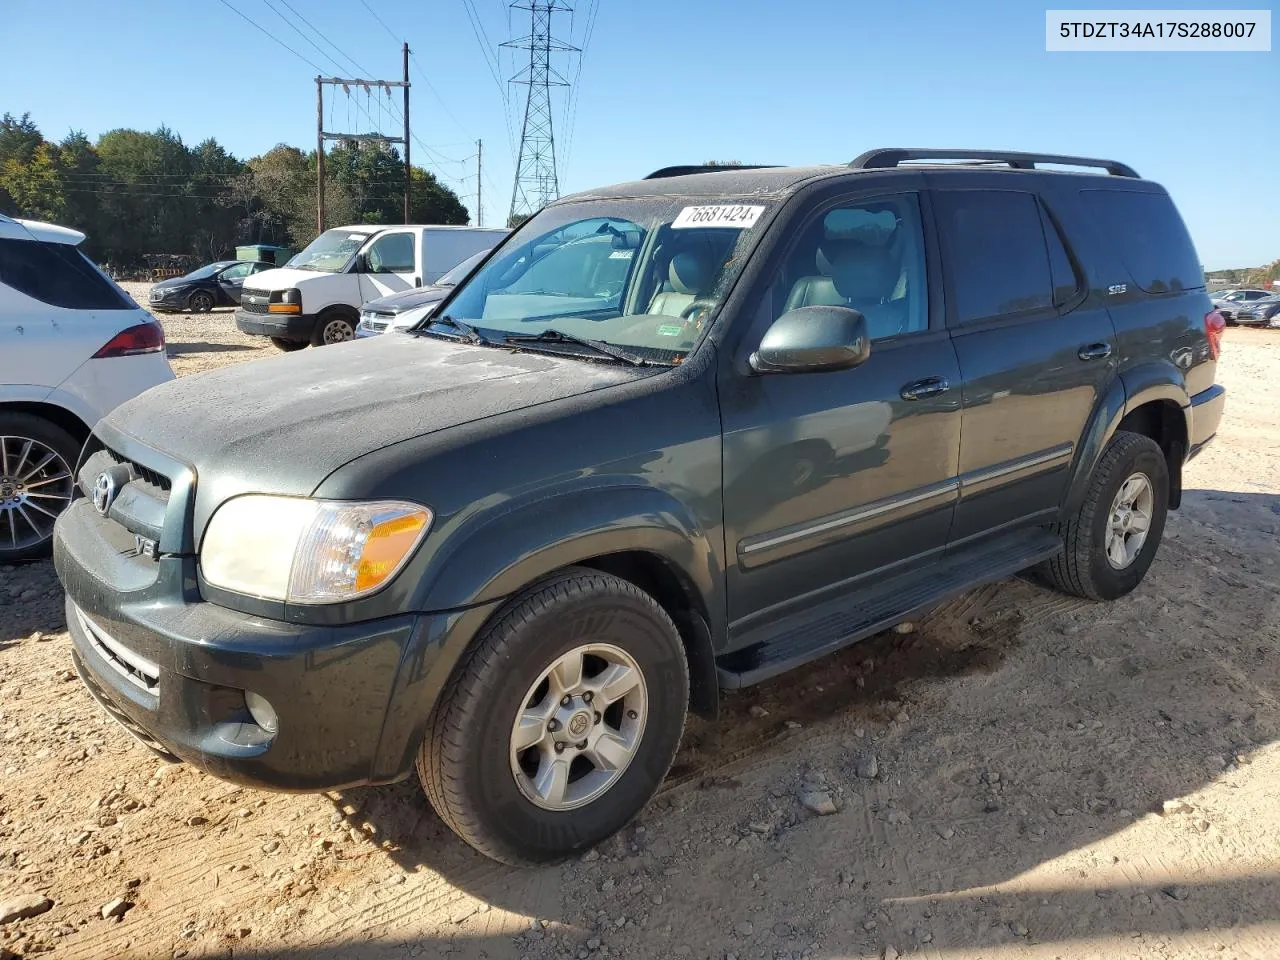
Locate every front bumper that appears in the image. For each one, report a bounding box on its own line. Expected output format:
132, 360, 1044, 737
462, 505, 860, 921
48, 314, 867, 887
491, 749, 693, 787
235, 309, 317, 342
54, 497, 449, 791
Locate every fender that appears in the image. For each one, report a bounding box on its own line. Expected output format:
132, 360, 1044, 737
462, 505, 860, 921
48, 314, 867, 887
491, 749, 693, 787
417, 482, 723, 628
1061, 361, 1190, 519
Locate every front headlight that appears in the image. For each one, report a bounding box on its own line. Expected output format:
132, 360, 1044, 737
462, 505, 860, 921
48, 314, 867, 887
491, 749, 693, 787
200, 495, 432, 604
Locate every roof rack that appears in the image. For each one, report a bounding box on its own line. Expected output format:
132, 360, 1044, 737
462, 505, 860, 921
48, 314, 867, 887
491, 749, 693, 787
643, 164, 779, 180
849, 148, 1139, 179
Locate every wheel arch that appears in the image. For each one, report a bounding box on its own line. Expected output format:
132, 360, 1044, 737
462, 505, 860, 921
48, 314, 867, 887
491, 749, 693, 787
0, 399, 93, 449
1061, 363, 1190, 519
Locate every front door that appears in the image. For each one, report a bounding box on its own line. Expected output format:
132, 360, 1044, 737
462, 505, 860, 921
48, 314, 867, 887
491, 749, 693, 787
358, 231, 419, 302
931, 186, 1118, 544
719, 189, 963, 635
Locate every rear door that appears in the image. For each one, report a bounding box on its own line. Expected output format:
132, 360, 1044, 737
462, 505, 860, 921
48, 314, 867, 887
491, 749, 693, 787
720, 183, 964, 634
358, 230, 418, 302
932, 183, 1117, 544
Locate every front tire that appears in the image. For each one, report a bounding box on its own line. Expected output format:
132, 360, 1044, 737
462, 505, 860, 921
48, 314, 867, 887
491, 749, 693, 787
417, 568, 689, 865
188, 290, 215, 313
312, 312, 356, 346
0, 413, 80, 563
1042, 430, 1169, 601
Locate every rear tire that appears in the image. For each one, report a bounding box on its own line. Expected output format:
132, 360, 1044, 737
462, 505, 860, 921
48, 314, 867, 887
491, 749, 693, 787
0, 413, 80, 563
417, 568, 689, 865
269, 337, 308, 352
1041, 430, 1169, 601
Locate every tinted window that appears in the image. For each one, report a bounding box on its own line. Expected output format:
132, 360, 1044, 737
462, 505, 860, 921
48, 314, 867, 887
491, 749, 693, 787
366, 233, 415, 273
1080, 190, 1204, 294
771, 192, 928, 340
505, 235, 632, 303
1039, 206, 1082, 307
0, 239, 132, 310
935, 190, 1053, 324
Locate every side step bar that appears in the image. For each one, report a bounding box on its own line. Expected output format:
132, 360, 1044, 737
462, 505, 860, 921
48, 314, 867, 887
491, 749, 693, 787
716, 530, 1064, 689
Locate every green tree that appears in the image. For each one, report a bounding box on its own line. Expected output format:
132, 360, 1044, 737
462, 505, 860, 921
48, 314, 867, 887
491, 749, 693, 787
2, 142, 64, 223
0, 112, 43, 213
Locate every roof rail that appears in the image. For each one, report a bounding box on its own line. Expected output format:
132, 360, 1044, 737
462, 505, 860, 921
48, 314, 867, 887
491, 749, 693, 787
849, 148, 1139, 179
643, 164, 779, 180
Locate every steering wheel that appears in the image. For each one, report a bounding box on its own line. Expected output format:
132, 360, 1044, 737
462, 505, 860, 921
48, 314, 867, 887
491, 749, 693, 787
680, 299, 715, 322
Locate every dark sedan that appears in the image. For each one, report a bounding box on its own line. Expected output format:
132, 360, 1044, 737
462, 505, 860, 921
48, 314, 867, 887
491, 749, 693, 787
354, 248, 492, 338
147, 260, 273, 313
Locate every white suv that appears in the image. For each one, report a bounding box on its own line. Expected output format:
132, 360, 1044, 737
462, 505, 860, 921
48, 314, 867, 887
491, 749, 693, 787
1, 214, 174, 562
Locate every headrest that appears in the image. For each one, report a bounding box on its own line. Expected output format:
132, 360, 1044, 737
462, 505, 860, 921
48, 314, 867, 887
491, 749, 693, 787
668, 251, 711, 295
830, 244, 898, 303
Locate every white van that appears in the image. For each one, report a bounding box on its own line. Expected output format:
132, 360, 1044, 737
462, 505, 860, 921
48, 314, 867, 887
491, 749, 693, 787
235, 224, 508, 350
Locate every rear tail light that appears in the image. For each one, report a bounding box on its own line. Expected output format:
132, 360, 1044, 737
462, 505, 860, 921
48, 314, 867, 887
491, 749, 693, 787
1204, 309, 1225, 360
93, 320, 165, 358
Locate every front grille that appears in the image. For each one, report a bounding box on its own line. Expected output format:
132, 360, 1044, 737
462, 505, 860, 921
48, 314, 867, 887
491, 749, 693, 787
240, 294, 270, 314
102, 445, 171, 493
74, 606, 160, 694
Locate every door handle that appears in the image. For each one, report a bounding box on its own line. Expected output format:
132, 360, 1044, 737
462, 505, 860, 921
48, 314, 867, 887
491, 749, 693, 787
900, 377, 951, 401
1078, 342, 1112, 361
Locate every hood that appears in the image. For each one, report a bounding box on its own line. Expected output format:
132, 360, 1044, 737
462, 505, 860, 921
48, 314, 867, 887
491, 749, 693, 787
101, 334, 653, 542
152, 276, 196, 291
363, 285, 450, 314
243, 266, 328, 291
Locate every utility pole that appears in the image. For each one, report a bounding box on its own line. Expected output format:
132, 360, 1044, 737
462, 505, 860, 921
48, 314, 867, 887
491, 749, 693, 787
316, 77, 325, 234
314, 67, 411, 233
505, 1, 578, 225
476, 139, 483, 226
402, 42, 411, 224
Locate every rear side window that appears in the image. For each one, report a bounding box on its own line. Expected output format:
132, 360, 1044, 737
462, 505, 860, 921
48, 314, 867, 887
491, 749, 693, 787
1080, 190, 1203, 294
0, 238, 132, 310
934, 190, 1054, 324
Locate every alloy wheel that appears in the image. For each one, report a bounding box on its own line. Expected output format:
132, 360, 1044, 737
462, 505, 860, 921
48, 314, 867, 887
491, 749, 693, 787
0, 436, 74, 552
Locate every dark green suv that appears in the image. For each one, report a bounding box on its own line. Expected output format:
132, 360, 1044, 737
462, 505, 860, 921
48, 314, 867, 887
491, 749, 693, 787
54, 149, 1226, 865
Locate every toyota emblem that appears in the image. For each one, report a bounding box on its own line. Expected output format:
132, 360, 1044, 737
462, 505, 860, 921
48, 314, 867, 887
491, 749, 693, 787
92, 471, 117, 516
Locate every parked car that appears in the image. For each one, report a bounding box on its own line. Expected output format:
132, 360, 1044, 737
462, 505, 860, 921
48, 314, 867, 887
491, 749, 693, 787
55, 148, 1225, 866
235, 225, 508, 350
147, 260, 274, 313
1211, 288, 1274, 324
1235, 294, 1280, 327
0, 213, 173, 562
355, 248, 493, 338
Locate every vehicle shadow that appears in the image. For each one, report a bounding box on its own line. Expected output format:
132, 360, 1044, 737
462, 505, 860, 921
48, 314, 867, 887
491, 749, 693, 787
166, 340, 258, 356
313, 489, 1279, 957
0, 558, 66, 643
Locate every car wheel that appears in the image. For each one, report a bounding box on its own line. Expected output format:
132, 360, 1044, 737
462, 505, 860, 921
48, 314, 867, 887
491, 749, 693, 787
0, 413, 80, 563
188, 290, 215, 313
1041, 430, 1169, 601
313, 313, 355, 346
269, 337, 308, 352
417, 567, 689, 865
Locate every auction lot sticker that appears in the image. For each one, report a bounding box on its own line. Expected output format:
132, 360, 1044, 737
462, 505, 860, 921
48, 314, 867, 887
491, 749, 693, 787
1046, 10, 1271, 50
672, 205, 765, 229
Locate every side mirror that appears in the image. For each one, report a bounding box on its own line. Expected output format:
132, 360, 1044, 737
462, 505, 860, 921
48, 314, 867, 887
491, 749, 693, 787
749, 306, 871, 374
352, 253, 370, 273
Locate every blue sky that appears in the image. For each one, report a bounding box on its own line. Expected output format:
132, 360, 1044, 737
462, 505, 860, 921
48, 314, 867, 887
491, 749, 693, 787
2, 0, 1276, 268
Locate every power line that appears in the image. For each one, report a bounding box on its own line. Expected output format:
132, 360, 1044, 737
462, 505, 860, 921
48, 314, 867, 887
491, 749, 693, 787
262, 0, 351, 75
214, 0, 326, 73
560, 0, 597, 173
277, 0, 371, 77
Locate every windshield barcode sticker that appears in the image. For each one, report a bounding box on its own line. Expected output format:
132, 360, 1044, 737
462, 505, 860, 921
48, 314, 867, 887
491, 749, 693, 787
672, 204, 765, 229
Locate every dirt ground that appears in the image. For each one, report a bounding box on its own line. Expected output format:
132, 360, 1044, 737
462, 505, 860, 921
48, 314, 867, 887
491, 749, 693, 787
1, 284, 1278, 960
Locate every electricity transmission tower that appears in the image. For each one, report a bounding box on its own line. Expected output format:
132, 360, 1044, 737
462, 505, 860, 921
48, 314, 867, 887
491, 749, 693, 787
504, 1, 577, 225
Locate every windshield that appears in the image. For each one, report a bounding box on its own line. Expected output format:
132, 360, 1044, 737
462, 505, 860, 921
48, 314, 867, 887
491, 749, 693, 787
286, 229, 372, 273
437, 248, 490, 287
439, 198, 773, 364
183, 262, 232, 281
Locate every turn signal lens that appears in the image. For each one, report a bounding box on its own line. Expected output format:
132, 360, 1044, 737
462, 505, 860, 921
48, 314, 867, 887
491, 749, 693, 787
355, 513, 431, 591
267, 303, 301, 314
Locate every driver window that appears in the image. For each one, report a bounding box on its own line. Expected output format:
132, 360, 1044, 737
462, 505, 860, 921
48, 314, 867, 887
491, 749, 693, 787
366, 233, 415, 273
771, 193, 928, 341
220, 263, 251, 280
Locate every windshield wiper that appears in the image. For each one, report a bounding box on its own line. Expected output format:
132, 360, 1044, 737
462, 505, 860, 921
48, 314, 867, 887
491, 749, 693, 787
424, 314, 492, 344
502, 328, 653, 366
